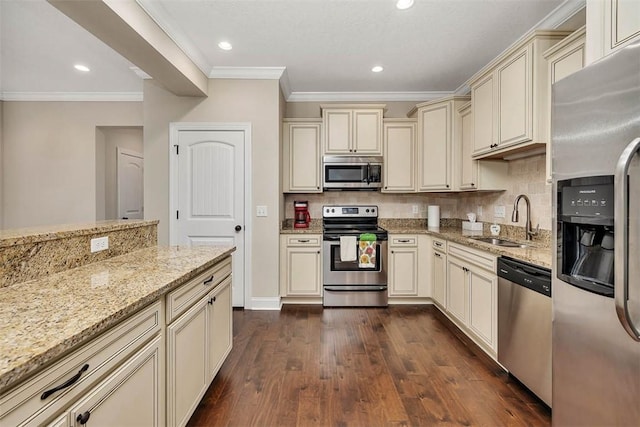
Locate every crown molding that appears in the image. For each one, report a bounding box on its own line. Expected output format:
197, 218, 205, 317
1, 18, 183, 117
135, 0, 212, 75
535, 0, 586, 30
0, 92, 143, 102
208, 66, 286, 80
279, 68, 292, 100
287, 91, 453, 102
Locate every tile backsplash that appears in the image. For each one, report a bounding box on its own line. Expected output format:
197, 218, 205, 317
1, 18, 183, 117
284, 154, 552, 230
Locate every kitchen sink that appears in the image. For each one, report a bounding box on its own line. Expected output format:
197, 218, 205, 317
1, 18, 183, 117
471, 237, 529, 248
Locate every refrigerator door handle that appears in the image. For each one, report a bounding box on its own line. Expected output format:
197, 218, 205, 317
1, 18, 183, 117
614, 136, 640, 341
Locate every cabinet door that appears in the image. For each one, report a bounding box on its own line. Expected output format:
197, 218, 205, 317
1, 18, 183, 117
353, 109, 382, 154
418, 103, 451, 191
283, 121, 321, 192
458, 103, 477, 190
68, 336, 163, 427
389, 247, 418, 296
432, 250, 446, 307
383, 121, 416, 192
468, 267, 497, 351
472, 74, 495, 154
208, 277, 232, 381
446, 257, 468, 323
498, 45, 532, 146
606, 0, 640, 53
284, 246, 322, 296
323, 110, 352, 154
167, 297, 208, 427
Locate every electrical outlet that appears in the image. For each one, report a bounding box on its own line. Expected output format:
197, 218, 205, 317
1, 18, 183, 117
412, 205, 419, 214
494, 205, 506, 218
90, 236, 109, 253
256, 205, 268, 217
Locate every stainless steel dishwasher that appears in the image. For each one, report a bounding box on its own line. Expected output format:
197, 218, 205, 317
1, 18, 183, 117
497, 256, 552, 407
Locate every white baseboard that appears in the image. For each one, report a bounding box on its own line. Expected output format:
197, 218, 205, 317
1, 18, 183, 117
249, 297, 282, 310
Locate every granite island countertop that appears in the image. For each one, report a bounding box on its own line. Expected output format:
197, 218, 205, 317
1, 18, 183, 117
0, 245, 235, 393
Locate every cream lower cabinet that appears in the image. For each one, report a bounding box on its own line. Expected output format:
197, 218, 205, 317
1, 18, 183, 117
0, 302, 164, 427
444, 242, 498, 357
280, 235, 322, 297
61, 336, 163, 427
166, 259, 233, 427
388, 235, 419, 296
382, 119, 416, 192
431, 238, 447, 308
282, 119, 322, 193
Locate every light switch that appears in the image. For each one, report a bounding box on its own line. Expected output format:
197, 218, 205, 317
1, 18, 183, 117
256, 205, 268, 217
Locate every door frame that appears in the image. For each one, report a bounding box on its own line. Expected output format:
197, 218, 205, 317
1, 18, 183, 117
168, 122, 252, 309
116, 147, 144, 220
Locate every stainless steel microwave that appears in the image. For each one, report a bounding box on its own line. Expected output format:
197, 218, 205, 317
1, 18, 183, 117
323, 156, 383, 190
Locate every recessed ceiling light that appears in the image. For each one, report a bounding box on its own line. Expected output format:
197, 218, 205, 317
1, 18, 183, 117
396, 0, 414, 10
372, 66, 384, 73
74, 64, 90, 72
218, 41, 233, 51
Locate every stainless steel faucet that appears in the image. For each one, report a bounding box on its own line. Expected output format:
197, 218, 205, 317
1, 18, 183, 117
511, 194, 539, 241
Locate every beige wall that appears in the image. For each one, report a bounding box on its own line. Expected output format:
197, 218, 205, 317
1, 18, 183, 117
143, 78, 281, 300
284, 154, 551, 230
286, 101, 420, 119
0, 101, 3, 228
2, 101, 143, 229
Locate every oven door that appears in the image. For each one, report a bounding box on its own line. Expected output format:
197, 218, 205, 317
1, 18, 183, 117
323, 240, 387, 286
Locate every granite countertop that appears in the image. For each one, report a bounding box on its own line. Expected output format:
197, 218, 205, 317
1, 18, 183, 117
383, 225, 552, 268
0, 245, 235, 393
0, 219, 159, 248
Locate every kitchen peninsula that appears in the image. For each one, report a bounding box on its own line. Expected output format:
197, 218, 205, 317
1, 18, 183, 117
0, 220, 235, 426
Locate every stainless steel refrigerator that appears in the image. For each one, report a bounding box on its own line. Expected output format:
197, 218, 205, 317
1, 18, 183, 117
552, 40, 640, 425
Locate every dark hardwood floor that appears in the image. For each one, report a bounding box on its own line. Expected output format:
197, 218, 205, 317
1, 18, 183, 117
188, 305, 550, 427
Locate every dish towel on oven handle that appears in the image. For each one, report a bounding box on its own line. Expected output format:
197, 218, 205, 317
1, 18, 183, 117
358, 233, 377, 268
339, 236, 357, 262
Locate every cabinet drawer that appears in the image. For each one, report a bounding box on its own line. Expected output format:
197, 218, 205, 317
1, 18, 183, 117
0, 301, 162, 426
166, 257, 232, 324
432, 238, 447, 251
284, 235, 321, 246
448, 242, 496, 272
390, 235, 417, 247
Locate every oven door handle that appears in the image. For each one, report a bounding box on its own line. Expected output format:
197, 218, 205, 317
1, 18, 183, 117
324, 286, 387, 292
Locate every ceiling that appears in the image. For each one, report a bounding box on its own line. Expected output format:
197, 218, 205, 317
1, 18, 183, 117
0, 0, 584, 101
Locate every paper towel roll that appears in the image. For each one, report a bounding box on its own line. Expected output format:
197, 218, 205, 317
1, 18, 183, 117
428, 205, 440, 228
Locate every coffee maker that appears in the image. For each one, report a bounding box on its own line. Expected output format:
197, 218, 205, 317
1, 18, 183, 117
294, 201, 311, 228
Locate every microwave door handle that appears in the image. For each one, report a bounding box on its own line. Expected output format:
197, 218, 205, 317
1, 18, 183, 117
614, 136, 640, 341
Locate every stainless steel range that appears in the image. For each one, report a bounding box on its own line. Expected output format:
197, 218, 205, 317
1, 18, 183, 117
322, 205, 388, 307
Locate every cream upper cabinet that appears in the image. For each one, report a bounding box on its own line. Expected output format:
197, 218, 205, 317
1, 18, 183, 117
457, 102, 477, 190
468, 30, 570, 159
282, 119, 322, 193
544, 27, 586, 183
414, 96, 469, 192
280, 235, 322, 297
382, 119, 416, 192
321, 104, 384, 155
587, 0, 640, 64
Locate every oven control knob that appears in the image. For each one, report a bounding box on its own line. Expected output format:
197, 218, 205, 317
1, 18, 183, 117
331, 208, 335, 213
371, 208, 375, 213
366, 209, 370, 213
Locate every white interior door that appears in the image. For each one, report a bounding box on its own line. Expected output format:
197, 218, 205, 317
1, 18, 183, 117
117, 148, 144, 220
173, 128, 246, 307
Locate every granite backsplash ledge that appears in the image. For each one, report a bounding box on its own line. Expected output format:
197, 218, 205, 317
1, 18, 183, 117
0, 220, 158, 288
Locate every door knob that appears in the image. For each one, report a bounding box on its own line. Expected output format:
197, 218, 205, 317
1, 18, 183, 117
235, 225, 242, 232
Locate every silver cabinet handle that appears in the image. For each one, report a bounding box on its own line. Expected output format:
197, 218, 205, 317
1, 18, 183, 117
615, 136, 640, 341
